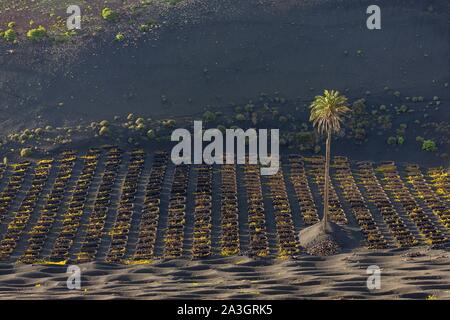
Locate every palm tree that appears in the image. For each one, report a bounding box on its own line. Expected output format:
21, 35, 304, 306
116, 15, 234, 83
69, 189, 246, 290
310, 90, 350, 231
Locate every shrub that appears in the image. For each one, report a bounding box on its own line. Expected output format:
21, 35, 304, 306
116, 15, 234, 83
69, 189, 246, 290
147, 129, 155, 140
115, 32, 125, 42
387, 136, 405, 146
102, 8, 118, 21
136, 123, 146, 131
377, 115, 392, 130
138, 21, 158, 32
26, 26, 47, 41
20, 148, 32, 158
202, 111, 217, 122
99, 126, 110, 136
422, 140, 437, 152
244, 104, 254, 113
162, 119, 176, 128
3, 29, 16, 42
135, 117, 145, 125
387, 136, 397, 145
398, 105, 408, 113
352, 99, 366, 115
139, 24, 149, 32
353, 128, 366, 141
235, 113, 246, 121
278, 116, 288, 123
294, 132, 314, 145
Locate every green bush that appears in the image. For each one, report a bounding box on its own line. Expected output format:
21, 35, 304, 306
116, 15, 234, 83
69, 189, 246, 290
102, 8, 118, 21
387, 136, 397, 145
139, 24, 149, 32
244, 104, 254, 113
20, 148, 32, 158
278, 116, 288, 123
235, 113, 246, 121
99, 126, 110, 136
136, 123, 146, 131
202, 111, 217, 122
26, 26, 47, 41
115, 32, 125, 42
352, 99, 366, 115
135, 118, 145, 126
294, 132, 314, 145
377, 115, 392, 130
138, 21, 157, 32
422, 140, 437, 152
353, 128, 366, 141
3, 29, 16, 42
387, 136, 405, 146
147, 129, 156, 140
162, 119, 176, 128
398, 105, 408, 113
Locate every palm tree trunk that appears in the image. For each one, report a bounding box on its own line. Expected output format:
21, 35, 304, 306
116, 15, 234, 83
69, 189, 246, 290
322, 130, 331, 232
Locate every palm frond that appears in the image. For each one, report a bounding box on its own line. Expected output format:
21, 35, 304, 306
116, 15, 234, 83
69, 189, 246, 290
309, 90, 350, 135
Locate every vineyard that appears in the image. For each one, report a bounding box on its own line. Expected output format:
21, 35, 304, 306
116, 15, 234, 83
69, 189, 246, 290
0, 147, 448, 265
